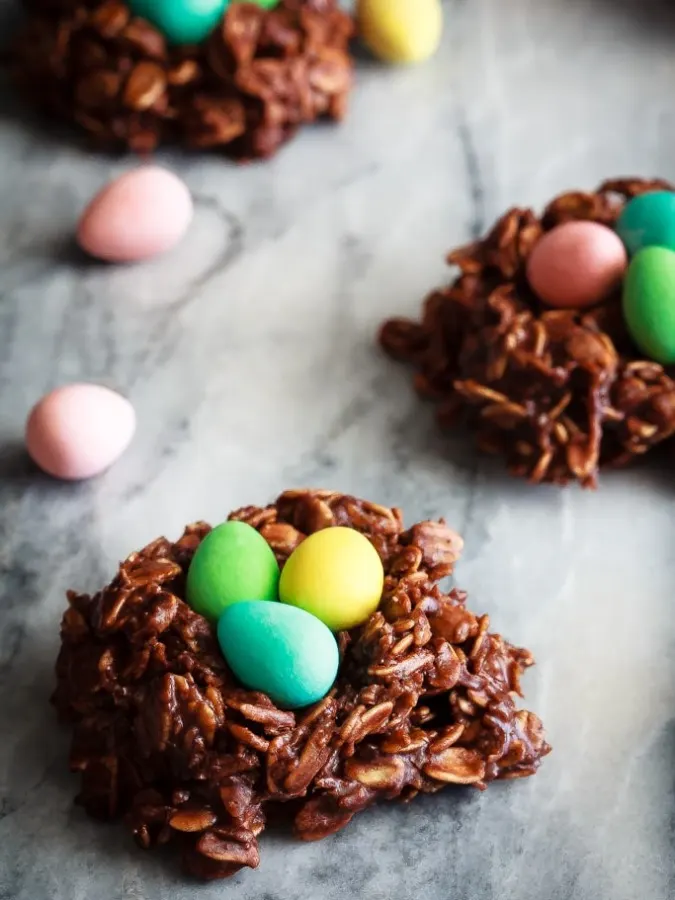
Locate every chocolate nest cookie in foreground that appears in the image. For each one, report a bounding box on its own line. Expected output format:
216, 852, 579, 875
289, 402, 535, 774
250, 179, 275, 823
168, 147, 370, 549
380, 178, 675, 486
10, 0, 353, 160
54, 490, 550, 880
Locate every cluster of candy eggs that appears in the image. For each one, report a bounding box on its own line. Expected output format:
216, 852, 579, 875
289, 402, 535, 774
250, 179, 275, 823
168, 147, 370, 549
128, 0, 277, 46
186, 521, 385, 708
525, 190, 675, 365
127, 0, 443, 63
617, 192, 675, 364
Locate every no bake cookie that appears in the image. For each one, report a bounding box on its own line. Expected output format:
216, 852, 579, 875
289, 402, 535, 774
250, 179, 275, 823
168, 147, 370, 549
53, 490, 549, 880
10, 0, 353, 160
380, 179, 675, 486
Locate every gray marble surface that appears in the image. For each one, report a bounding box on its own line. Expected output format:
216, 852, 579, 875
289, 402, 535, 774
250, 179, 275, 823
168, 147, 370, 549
3, 0, 675, 897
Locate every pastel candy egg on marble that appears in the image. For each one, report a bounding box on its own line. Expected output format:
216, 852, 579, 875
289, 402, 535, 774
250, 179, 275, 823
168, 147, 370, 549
129, 0, 229, 45
526, 221, 627, 309
217, 600, 339, 709
279, 527, 384, 632
77, 166, 193, 263
186, 521, 280, 622
357, 0, 443, 65
616, 191, 675, 255
25, 384, 135, 480
622, 246, 675, 364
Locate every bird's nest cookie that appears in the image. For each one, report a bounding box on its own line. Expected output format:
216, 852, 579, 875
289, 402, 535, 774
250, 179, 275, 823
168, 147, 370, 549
10, 0, 354, 160
54, 489, 549, 880
380, 178, 675, 486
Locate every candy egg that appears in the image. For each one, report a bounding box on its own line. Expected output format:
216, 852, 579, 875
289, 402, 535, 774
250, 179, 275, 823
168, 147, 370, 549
622, 246, 675, 364
357, 0, 443, 65
526, 221, 627, 309
186, 521, 280, 622
217, 601, 339, 709
25, 384, 135, 480
129, 0, 229, 45
616, 190, 675, 256
279, 527, 384, 632
77, 166, 193, 263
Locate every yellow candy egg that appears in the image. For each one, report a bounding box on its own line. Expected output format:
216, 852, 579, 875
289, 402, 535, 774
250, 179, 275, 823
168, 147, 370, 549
279, 527, 384, 632
357, 0, 443, 65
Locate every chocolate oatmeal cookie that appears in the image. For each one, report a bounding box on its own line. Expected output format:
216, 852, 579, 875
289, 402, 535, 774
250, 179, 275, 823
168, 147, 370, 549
53, 490, 549, 880
380, 179, 675, 486
9, 0, 354, 160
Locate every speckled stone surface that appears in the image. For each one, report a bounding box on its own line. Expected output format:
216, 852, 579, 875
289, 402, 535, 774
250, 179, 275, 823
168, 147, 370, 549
2, 1, 675, 898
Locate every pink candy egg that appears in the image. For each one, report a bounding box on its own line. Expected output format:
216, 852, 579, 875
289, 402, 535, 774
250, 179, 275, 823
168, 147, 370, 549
526, 220, 627, 309
26, 384, 135, 480
77, 166, 193, 263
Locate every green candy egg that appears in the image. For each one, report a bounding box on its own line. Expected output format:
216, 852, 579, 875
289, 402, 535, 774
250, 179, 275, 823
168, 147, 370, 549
616, 190, 675, 255
623, 246, 675, 364
129, 0, 229, 45
217, 601, 339, 709
186, 521, 279, 622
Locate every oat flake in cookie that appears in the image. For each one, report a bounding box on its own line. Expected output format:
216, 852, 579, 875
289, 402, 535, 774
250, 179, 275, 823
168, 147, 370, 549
53, 489, 550, 881
380, 178, 675, 487
9, 0, 354, 161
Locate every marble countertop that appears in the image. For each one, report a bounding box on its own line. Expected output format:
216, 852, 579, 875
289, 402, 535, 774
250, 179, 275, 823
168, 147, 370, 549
3, 0, 675, 898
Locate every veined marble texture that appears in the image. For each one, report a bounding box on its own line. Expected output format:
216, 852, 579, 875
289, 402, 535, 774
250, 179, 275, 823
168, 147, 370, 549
2, 0, 675, 898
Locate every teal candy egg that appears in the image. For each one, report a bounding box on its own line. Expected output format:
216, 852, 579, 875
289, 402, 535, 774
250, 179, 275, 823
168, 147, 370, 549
129, 0, 229, 45
623, 246, 675, 364
186, 521, 279, 622
217, 601, 339, 709
616, 191, 675, 255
